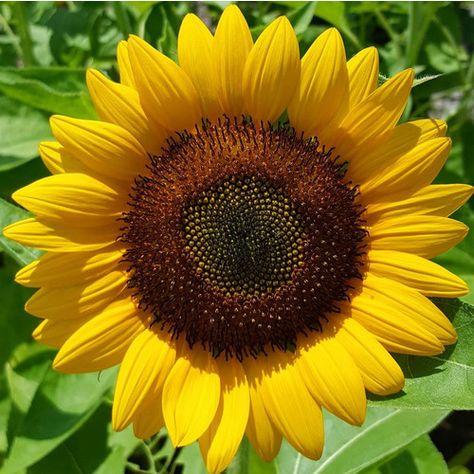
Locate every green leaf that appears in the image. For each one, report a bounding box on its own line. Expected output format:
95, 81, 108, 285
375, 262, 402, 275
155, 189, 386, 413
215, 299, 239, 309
274, 407, 448, 474
0, 67, 96, 118
27, 404, 139, 474
369, 299, 474, 409
287, 2, 315, 36
0, 198, 41, 266
362, 435, 448, 474
313, 2, 361, 49
227, 437, 278, 474
1, 367, 116, 473
0, 95, 52, 171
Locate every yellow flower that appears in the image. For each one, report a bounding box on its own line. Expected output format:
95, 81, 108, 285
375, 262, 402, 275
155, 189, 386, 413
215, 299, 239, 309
4, 5, 473, 474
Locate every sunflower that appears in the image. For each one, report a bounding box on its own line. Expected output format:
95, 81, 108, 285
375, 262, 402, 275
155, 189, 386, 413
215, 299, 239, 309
3, 5, 473, 473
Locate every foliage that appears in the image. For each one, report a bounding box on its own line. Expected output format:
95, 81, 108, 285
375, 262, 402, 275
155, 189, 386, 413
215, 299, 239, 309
0, 1, 472, 473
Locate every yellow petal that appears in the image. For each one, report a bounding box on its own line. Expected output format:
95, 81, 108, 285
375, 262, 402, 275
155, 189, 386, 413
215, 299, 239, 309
117, 40, 136, 88
33, 317, 92, 348
127, 35, 202, 132
86, 69, 165, 156
368, 249, 469, 297
332, 68, 414, 153
39, 141, 105, 178
243, 17, 300, 123
369, 215, 468, 259
251, 351, 324, 460
297, 334, 366, 426
112, 328, 177, 431
214, 5, 253, 117
360, 137, 451, 200
334, 316, 404, 396
366, 184, 474, 222
50, 115, 146, 182
199, 358, 249, 474
350, 278, 446, 355
12, 173, 125, 227
133, 394, 165, 440
362, 273, 457, 345
347, 47, 379, 109
3, 218, 119, 252
245, 375, 282, 462
288, 28, 349, 137
163, 348, 220, 447
347, 118, 447, 185
25, 271, 128, 319
178, 14, 222, 120
53, 298, 145, 373
39, 141, 65, 174
15, 247, 123, 288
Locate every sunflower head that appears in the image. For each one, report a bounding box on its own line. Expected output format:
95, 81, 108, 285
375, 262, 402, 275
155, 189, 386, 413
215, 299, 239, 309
4, 4, 472, 474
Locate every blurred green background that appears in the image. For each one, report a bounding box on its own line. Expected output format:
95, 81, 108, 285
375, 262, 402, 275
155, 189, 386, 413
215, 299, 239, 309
0, 2, 473, 473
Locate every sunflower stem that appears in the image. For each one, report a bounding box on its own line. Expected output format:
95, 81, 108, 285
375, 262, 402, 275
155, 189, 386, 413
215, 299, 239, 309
141, 440, 158, 473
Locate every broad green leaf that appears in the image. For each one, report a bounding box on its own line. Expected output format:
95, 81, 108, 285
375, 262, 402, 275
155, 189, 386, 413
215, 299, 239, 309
228, 437, 278, 474
287, 2, 315, 36
274, 407, 448, 474
0, 68, 96, 119
0, 95, 52, 171
0, 198, 41, 266
0, 261, 36, 368
362, 435, 448, 474
313, 2, 361, 49
369, 299, 474, 409
1, 367, 116, 473
27, 404, 139, 474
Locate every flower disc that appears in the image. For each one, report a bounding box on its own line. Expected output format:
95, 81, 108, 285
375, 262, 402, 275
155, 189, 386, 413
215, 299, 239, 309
122, 119, 367, 359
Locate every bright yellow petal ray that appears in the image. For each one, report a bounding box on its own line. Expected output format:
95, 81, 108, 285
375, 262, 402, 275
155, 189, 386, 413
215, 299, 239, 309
331, 68, 414, 153
333, 315, 404, 396
369, 215, 468, 259
297, 333, 366, 426
50, 115, 146, 182
133, 394, 165, 440
128, 35, 202, 132
366, 184, 473, 222
178, 14, 222, 120
214, 5, 253, 117
162, 348, 220, 447
32, 317, 93, 348
117, 40, 136, 88
288, 28, 349, 137
12, 173, 125, 227
245, 375, 282, 462
112, 328, 177, 431
86, 69, 165, 156
350, 278, 446, 355
347, 118, 447, 184
368, 249, 469, 297
15, 247, 123, 288
53, 298, 145, 373
25, 271, 128, 319
39, 141, 65, 174
3, 218, 119, 252
243, 16, 300, 123
347, 47, 379, 109
362, 273, 457, 344
251, 352, 324, 460
199, 358, 250, 474
360, 137, 451, 200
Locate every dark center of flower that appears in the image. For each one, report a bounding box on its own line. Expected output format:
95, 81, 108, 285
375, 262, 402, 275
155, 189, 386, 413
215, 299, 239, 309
183, 176, 304, 297
121, 118, 367, 360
